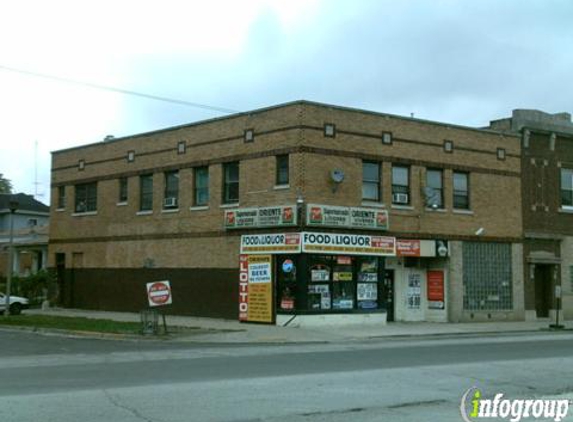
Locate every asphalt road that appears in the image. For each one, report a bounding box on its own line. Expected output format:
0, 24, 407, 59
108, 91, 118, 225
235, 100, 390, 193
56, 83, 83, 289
2, 330, 573, 422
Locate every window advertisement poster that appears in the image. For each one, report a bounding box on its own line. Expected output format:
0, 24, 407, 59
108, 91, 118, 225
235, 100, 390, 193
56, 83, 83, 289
358, 272, 378, 282
427, 270, 445, 309
306, 204, 389, 231
357, 283, 378, 309
302, 232, 396, 256
226, 205, 297, 229
240, 233, 302, 254
333, 271, 353, 281
238, 254, 274, 323
280, 295, 294, 310
310, 264, 330, 282
332, 296, 354, 310
358, 258, 378, 282
407, 273, 421, 309
308, 284, 331, 310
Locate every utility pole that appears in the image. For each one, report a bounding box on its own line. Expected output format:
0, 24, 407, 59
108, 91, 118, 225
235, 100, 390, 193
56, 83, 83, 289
4, 197, 19, 317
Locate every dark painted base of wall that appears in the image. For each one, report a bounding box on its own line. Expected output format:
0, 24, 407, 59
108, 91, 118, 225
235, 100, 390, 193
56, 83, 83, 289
54, 267, 239, 319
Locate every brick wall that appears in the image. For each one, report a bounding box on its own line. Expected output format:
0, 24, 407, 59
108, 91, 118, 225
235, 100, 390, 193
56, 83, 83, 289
522, 132, 573, 235
50, 101, 523, 268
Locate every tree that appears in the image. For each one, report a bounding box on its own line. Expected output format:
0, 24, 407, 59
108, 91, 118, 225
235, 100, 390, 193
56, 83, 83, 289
0, 173, 13, 194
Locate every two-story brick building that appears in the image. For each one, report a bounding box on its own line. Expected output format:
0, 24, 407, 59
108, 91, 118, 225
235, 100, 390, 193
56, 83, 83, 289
49, 101, 524, 324
489, 110, 573, 322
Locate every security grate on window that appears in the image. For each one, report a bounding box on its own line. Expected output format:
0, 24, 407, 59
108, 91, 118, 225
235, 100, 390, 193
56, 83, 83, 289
462, 242, 513, 311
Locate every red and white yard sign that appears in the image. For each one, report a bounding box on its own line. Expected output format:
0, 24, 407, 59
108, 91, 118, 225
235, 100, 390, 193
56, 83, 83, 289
146, 281, 172, 307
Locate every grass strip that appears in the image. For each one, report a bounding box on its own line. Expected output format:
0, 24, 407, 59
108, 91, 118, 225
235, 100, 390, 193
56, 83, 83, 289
0, 315, 143, 334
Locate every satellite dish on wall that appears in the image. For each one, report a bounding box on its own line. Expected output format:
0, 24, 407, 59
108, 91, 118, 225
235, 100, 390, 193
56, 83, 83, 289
330, 169, 345, 183
330, 169, 345, 193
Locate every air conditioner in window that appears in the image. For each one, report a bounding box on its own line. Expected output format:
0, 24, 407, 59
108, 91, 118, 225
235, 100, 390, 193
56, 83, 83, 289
164, 197, 178, 208
392, 193, 409, 204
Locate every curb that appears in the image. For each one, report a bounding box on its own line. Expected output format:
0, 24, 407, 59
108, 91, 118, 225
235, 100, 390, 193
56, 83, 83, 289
0, 325, 173, 342
0, 324, 249, 343
363, 328, 570, 340
2, 320, 572, 345
141, 328, 573, 345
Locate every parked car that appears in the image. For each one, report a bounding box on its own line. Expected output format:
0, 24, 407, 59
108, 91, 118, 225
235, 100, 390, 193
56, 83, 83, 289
0, 292, 29, 315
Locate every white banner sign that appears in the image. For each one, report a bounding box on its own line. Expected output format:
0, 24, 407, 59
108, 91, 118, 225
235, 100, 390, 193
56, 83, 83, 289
225, 205, 297, 229
306, 204, 389, 230
301, 232, 396, 256
240, 233, 302, 254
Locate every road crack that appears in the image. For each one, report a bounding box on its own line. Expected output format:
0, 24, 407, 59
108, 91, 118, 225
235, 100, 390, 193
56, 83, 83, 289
387, 399, 448, 409
301, 407, 365, 417
102, 389, 161, 422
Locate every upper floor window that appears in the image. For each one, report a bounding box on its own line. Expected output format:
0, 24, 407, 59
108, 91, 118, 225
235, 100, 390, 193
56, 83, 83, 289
392, 165, 410, 205
194, 167, 209, 206
118, 177, 128, 203
561, 168, 573, 208
453, 172, 470, 210
362, 161, 380, 202
426, 169, 444, 209
139, 174, 153, 212
276, 155, 289, 186
57, 186, 66, 209
163, 170, 179, 209
223, 162, 239, 204
74, 182, 97, 213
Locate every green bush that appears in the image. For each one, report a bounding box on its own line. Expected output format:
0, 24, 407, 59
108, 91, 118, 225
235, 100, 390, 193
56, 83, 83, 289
9, 270, 57, 306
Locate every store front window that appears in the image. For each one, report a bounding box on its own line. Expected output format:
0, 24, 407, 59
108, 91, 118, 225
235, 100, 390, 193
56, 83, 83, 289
276, 255, 298, 312
356, 257, 379, 310
332, 256, 354, 310
276, 254, 385, 314
241, 232, 395, 322
309, 255, 333, 311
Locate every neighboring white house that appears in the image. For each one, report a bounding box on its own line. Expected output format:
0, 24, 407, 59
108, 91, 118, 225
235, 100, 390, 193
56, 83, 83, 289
0, 193, 49, 279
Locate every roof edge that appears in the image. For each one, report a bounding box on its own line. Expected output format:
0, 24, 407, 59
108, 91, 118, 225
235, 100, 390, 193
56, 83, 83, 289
51, 100, 308, 155
52, 99, 519, 155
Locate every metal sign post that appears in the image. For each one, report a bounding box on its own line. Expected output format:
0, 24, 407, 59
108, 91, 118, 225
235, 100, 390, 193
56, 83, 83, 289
143, 281, 172, 335
550, 285, 564, 330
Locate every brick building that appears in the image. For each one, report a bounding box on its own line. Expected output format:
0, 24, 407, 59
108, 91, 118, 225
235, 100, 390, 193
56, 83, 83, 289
489, 110, 573, 321
49, 101, 524, 324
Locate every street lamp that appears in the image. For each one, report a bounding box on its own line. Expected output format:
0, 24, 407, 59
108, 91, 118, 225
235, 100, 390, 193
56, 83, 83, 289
4, 197, 18, 317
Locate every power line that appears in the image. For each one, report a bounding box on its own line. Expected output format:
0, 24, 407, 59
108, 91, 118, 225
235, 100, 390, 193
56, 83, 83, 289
0, 64, 239, 114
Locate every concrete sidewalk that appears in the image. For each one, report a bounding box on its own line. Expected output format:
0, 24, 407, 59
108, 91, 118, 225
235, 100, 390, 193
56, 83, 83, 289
24, 307, 572, 344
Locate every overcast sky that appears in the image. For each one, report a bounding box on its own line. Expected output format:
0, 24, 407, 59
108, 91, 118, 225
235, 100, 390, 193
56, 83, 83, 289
1, 0, 571, 203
